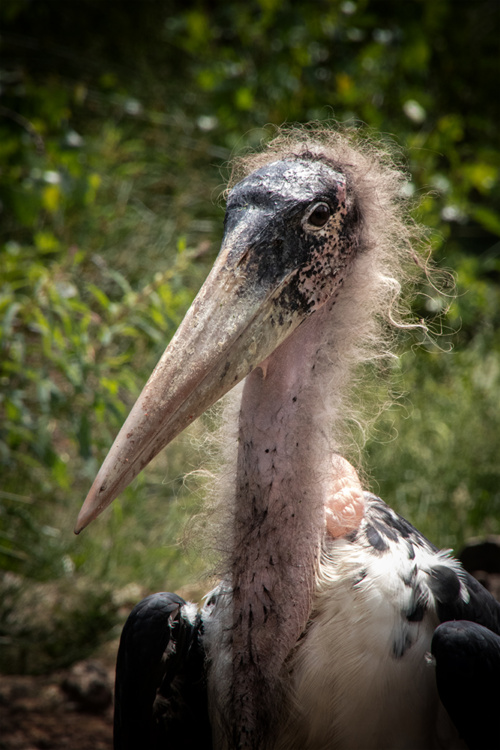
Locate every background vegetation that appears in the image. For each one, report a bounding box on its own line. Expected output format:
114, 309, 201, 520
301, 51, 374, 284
1, 0, 499, 673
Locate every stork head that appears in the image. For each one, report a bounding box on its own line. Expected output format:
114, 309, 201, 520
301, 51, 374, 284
75, 153, 362, 532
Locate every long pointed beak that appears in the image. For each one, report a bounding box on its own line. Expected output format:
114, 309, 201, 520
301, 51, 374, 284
75, 214, 307, 533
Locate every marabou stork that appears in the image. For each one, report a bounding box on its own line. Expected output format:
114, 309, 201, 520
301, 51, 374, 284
76, 128, 500, 750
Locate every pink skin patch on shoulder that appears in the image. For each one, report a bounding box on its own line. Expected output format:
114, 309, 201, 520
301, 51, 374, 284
325, 456, 365, 539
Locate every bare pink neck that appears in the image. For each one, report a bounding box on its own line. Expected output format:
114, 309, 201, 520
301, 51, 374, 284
228, 304, 335, 747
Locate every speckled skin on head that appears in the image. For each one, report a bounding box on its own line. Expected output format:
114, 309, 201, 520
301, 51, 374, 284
224, 158, 360, 318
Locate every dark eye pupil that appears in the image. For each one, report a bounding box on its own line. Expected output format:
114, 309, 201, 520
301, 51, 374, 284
308, 203, 330, 227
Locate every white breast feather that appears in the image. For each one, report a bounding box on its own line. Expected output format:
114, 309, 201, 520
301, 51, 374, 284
277, 533, 468, 750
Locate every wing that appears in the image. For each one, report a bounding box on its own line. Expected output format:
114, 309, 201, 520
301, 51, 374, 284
365, 495, 500, 749
432, 563, 500, 634
432, 620, 500, 750
113, 592, 212, 750
430, 565, 500, 750
364, 495, 500, 631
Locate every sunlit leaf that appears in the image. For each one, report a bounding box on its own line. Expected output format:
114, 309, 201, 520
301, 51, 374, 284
42, 185, 61, 213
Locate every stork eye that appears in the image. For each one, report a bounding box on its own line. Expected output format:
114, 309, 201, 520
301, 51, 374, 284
306, 202, 331, 228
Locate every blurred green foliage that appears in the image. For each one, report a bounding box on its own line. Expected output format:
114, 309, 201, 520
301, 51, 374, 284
0, 574, 118, 674
0, 0, 499, 671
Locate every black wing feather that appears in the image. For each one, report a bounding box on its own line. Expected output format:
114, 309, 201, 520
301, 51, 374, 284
114, 592, 211, 750
433, 567, 500, 635
432, 620, 500, 750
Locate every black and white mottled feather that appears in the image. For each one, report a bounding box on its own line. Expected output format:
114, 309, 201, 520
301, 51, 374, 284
115, 495, 500, 749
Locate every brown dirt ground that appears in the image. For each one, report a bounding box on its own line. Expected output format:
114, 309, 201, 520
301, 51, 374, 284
0, 658, 115, 750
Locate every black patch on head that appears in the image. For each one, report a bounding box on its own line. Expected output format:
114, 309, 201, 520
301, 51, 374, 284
224, 158, 359, 319
366, 524, 389, 552
428, 565, 461, 604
